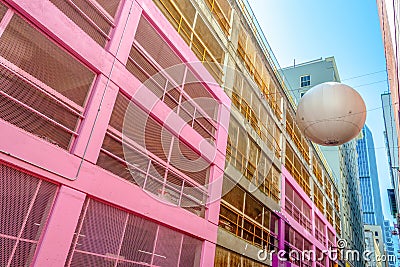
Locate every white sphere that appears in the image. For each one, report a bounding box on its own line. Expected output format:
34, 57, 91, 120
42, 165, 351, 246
295, 82, 366, 146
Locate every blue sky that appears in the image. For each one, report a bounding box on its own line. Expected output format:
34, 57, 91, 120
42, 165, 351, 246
248, 0, 392, 220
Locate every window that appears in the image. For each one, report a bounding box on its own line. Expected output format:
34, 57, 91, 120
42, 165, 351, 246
219, 180, 279, 250
300, 75, 311, 87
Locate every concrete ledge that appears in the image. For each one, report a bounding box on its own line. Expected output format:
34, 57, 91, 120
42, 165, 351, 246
216, 228, 272, 266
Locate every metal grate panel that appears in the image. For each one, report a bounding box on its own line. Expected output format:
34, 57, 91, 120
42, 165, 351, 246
127, 15, 220, 142
66, 198, 202, 267
0, 10, 96, 149
97, 93, 209, 217
48, 0, 120, 47
0, 164, 58, 267
0, 1, 7, 21
97, 92, 208, 215
134, 16, 183, 83
0, 14, 95, 106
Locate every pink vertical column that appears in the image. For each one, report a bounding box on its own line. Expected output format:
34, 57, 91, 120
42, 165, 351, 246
324, 225, 329, 267
32, 186, 86, 267
107, 0, 142, 63
72, 76, 119, 164
200, 240, 217, 267
311, 206, 317, 267
201, 94, 230, 266
278, 174, 286, 266
206, 166, 225, 225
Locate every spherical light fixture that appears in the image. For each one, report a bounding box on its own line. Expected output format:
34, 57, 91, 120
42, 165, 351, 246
295, 82, 366, 146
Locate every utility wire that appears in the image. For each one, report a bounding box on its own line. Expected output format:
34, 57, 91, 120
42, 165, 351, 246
341, 70, 387, 81
352, 79, 388, 88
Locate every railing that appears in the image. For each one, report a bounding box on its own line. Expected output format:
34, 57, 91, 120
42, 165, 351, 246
204, 0, 231, 36
312, 143, 334, 180
326, 206, 334, 226
284, 242, 312, 267
127, 42, 219, 142
49, 0, 118, 47
312, 158, 324, 185
219, 201, 278, 250
314, 196, 324, 213
286, 121, 310, 163
315, 227, 325, 245
237, 37, 282, 120
98, 127, 209, 217
235, 0, 297, 109
325, 181, 332, 200
231, 92, 281, 158
0, 54, 85, 150
154, 0, 224, 83
284, 197, 312, 233
226, 140, 280, 202
334, 193, 340, 211
285, 156, 310, 196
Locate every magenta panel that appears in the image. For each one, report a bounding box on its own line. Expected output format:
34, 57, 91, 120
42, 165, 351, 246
0, 0, 230, 266
66, 198, 202, 267
0, 163, 58, 267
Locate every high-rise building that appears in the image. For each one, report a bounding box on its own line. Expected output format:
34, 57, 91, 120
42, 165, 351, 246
356, 126, 385, 234
376, 0, 400, 236
339, 140, 366, 267
0, 0, 344, 266
364, 224, 385, 267
281, 57, 366, 267
382, 92, 399, 218
383, 220, 399, 267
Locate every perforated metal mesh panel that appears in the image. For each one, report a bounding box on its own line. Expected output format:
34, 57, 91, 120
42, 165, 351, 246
135, 17, 182, 80
0, 164, 58, 267
0, 2, 7, 20
49, 0, 121, 47
66, 198, 202, 267
97, 92, 208, 217
0, 9, 95, 149
0, 14, 95, 106
127, 15, 220, 142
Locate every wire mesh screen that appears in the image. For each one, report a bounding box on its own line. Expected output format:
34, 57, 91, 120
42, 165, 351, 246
127, 15, 220, 142
97, 92, 208, 217
0, 7, 96, 150
66, 198, 202, 267
0, 164, 58, 267
48, 0, 121, 47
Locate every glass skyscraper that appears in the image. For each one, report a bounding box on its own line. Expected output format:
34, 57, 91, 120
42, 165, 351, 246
356, 125, 385, 229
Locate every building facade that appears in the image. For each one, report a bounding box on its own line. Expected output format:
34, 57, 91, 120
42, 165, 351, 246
356, 126, 385, 233
281, 57, 366, 267
382, 92, 399, 218
339, 140, 366, 267
376, 0, 400, 237
364, 225, 385, 267
280, 57, 341, 106
383, 220, 399, 267
0, 0, 345, 267
0, 0, 231, 266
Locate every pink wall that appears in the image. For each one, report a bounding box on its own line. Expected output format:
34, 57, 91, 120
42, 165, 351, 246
0, 0, 230, 266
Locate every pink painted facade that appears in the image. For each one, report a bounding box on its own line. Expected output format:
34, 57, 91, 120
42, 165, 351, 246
0, 0, 230, 266
280, 166, 337, 267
